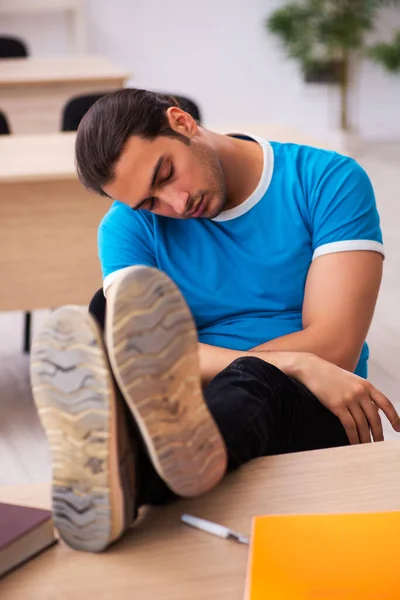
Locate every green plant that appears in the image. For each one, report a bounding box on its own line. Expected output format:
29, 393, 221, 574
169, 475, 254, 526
266, 0, 400, 131
369, 30, 400, 72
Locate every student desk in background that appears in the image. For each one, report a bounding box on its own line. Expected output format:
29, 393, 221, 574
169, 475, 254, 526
0, 132, 110, 311
0, 54, 129, 134
0, 441, 399, 600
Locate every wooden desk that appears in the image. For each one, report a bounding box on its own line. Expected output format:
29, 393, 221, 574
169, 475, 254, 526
0, 55, 129, 134
1, 441, 400, 600
0, 132, 111, 311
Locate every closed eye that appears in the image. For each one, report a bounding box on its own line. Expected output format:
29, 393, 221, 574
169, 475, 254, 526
160, 163, 174, 185
133, 161, 174, 212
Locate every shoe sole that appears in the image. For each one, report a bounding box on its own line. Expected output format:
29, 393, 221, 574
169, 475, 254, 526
106, 266, 228, 498
30, 307, 127, 552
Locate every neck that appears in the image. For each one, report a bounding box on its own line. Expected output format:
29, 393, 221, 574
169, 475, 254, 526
205, 129, 264, 211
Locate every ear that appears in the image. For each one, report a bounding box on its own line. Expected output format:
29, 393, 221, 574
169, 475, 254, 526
166, 106, 198, 138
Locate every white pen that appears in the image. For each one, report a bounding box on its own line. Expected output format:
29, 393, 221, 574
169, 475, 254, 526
181, 513, 250, 545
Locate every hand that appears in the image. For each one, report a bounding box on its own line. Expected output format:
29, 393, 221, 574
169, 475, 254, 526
295, 354, 400, 444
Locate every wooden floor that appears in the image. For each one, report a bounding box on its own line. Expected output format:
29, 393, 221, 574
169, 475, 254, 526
1, 143, 399, 486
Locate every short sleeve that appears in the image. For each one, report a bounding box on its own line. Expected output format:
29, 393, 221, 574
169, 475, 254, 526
309, 155, 384, 261
98, 201, 157, 294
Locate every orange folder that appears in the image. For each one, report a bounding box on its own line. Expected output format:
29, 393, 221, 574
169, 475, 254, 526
245, 511, 400, 600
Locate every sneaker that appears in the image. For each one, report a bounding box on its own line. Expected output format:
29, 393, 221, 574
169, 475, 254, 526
30, 307, 136, 553
105, 266, 228, 498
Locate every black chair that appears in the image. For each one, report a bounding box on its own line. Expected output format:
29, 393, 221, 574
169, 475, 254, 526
61, 93, 108, 131
0, 111, 10, 135
0, 36, 28, 58
61, 91, 202, 131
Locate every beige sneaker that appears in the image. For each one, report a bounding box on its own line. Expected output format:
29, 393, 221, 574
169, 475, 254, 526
30, 307, 136, 553
105, 266, 228, 498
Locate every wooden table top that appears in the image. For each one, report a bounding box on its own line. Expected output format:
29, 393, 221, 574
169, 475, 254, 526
0, 132, 78, 183
1, 441, 400, 599
0, 54, 129, 87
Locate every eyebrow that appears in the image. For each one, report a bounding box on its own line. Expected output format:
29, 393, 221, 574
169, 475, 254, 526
132, 156, 164, 210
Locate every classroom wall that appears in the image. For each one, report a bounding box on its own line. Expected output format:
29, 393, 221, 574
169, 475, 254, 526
2, 0, 400, 141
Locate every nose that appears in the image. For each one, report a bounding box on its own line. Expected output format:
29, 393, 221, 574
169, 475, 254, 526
164, 189, 189, 216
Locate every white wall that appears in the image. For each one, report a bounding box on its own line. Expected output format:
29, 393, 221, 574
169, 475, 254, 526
2, 0, 400, 141
0, 10, 70, 55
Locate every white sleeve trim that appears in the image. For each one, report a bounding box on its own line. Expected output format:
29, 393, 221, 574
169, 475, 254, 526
312, 240, 385, 261
103, 267, 135, 296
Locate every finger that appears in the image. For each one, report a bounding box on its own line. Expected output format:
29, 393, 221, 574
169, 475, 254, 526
348, 404, 372, 444
361, 398, 383, 442
369, 387, 400, 432
340, 410, 360, 445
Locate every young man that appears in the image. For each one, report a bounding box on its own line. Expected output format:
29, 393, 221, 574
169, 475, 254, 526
30, 89, 400, 553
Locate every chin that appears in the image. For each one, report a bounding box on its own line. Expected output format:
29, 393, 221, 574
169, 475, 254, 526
208, 196, 226, 219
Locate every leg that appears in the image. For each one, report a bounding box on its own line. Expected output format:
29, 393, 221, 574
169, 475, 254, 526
126, 354, 349, 505
31, 268, 348, 553
204, 356, 349, 471
90, 279, 348, 489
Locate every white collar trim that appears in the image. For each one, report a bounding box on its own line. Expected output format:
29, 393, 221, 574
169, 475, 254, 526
212, 134, 274, 222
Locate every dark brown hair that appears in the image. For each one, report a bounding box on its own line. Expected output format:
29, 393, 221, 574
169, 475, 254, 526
75, 88, 188, 197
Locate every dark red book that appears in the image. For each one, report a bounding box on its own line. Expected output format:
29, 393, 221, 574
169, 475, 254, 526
0, 503, 57, 578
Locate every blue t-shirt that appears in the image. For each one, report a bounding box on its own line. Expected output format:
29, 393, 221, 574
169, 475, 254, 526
99, 136, 384, 378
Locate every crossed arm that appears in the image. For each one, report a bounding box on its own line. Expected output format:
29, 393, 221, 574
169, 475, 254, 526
199, 251, 400, 443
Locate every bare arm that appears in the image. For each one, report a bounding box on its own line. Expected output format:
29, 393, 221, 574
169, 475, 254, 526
199, 251, 394, 443
200, 250, 383, 381
199, 344, 400, 443
199, 345, 302, 386
250, 251, 383, 371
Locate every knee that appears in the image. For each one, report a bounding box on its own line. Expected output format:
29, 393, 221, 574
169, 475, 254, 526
228, 356, 263, 370
228, 355, 278, 373
228, 355, 290, 387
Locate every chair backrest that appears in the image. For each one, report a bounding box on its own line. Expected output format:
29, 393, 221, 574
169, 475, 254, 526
0, 36, 28, 58
0, 111, 10, 135
61, 93, 107, 131
61, 91, 203, 132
